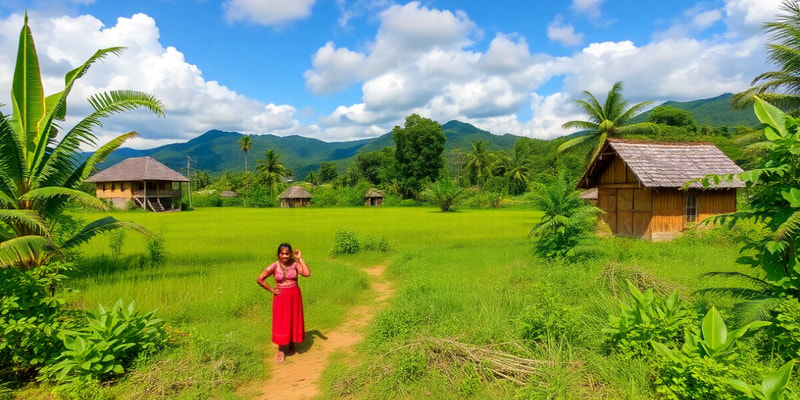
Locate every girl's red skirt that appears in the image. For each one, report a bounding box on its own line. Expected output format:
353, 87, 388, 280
272, 286, 305, 345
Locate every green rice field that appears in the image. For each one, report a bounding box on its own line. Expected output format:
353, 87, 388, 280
55, 206, 755, 399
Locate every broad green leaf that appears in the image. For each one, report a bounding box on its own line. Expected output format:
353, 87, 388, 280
725, 378, 755, 397
762, 360, 795, 396
701, 307, 727, 353
754, 96, 788, 139
781, 188, 800, 207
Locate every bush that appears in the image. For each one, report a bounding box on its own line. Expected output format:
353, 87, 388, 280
0, 264, 72, 378
330, 229, 360, 255
39, 300, 167, 383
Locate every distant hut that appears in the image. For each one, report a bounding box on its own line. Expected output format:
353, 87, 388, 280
220, 190, 237, 198
86, 157, 189, 212
279, 186, 312, 208
576, 139, 744, 241
364, 188, 384, 206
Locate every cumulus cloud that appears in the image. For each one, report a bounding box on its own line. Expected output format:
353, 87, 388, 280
0, 12, 306, 148
547, 15, 583, 46
223, 0, 317, 26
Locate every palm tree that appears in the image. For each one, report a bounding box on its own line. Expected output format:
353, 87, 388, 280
558, 81, 656, 154
529, 171, 600, 258
238, 135, 252, 172
256, 149, 287, 191
495, 141, 533, 194
733, 1, 800, 113
0, 14, 164, 269
465, 140, 494, 188
422, 177, 465, 212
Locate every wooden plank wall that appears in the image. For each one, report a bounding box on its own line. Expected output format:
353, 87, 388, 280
651, 189, 685, 235
697, 190, 737, 222
596, 158, 653, 239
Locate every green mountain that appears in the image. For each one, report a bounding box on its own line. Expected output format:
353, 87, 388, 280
632, 93, 759, 128
96, 93, 760, 177
99, 121, 520, 178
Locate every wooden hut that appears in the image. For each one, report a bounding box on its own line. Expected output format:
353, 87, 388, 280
576, 139, 744, 241
86, 157, 189, 212
279, 186, 312, 208
364, 188, 384, 206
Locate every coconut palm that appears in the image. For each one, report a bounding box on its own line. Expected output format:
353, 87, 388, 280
733, 1, 800, 113
422, 177, 465, 212
465, 140, 494, 188
494, 141, 533, 194
558, 81, 656, 154
256, 149, 287, 191
0, 14, 164, 269
238, 135, 252, 172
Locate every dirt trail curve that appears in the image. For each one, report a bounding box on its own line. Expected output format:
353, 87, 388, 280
238, 265, 394, 400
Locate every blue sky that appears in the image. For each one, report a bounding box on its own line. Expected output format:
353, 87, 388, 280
0, 0, 785, 149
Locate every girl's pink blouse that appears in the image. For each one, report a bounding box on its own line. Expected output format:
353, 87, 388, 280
258, 262, 299, 288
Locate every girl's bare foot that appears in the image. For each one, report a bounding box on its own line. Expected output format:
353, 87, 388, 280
276, 351, 285, 363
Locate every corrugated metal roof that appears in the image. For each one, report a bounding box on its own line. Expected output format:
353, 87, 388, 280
578, 139, 744, 189
85, 157, 189, 182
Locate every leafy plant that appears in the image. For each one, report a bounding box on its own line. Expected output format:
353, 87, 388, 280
39, 300, 167, 383
422, 177, 465, 212
651, 307, 770, 399
0, 14, 163, 269
693, 97, 800, 320
604, 280, 692, 358
529, 171, 600, 258
727, 360, 795, 400
330, 228, 360, 256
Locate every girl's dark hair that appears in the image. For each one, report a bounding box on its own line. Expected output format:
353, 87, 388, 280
277, 243, 293, 256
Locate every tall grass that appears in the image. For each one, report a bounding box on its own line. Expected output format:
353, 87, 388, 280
58, 206, 755, 399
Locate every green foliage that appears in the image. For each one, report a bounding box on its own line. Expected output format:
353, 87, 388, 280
422, 178, 465, 212
694, 97, 800, 315
651, 307, 770, 399
330, 229, 360, 256
106, 229, 125, 260
39, 300, 167, 383
762, 298, 800, 360
51, 376, 111, 400
727, 360, 795, 400
0, 263, 71, 377
144, 234, 167, 267
558, 81, 656, 154
647, 105, 698, 132
392, 114, 446, 198
604, 280, 692, 358
529, 171, 600, 258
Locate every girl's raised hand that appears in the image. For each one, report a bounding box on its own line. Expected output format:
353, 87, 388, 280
294, 249, 302, 259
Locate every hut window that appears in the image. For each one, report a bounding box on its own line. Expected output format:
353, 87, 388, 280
686, 193, 698, 223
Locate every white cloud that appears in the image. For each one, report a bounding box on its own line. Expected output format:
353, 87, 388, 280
304, 41, 367, 94
724, 0, 784, 37
571, 0, 604, 19
547, 15, 583, 46
223, 0, 317, 26
0, 12, 308, 148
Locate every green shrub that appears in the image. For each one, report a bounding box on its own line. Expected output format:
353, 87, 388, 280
360, 234, 394, 252
39, 300, 167, 383
51, 377, 111, 400
0, 264, 72, 378
144, 234, 168, 267
191, 193, 222, 207
604, 280, 692, 358
762, 298, 800, 361
330, 229, 360, 255
106, 229, 125, 260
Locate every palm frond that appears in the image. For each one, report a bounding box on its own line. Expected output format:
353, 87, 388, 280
700, 271, 771, 289
731, 297, 782, 324
0, 209, 48, 236
0, 235, 52, 269
21, 186, 109, 213
556, 134, 593, 153
64, 131, 139, 189
774, 209, 800, 243
62, 216, 153, 249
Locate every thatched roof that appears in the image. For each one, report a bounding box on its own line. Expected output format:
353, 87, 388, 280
86, 157, 189, 183
364, 188, 384, 198
279, 185, 312, 199
577, 139, 744, 189
220, 191, 237, 198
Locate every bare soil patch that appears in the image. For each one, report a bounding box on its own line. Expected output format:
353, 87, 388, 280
237, 264, 394, 399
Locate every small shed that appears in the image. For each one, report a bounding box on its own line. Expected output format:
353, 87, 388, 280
86, 157, 188, 212
279, 186, 312, 208
579, 188, 598, 205
364, 188, 384, 206
576, 139, 744, 241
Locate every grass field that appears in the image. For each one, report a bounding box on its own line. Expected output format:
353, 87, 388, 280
50, 206, 762, 399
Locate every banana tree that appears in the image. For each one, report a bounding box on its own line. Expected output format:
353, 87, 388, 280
0, 14, 164, 269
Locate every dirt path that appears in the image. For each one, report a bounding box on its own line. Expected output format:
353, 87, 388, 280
238, 265, 394, 400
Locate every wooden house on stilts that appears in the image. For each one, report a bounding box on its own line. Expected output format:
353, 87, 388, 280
86, 157, 189, 212
576, 139, 744, 241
